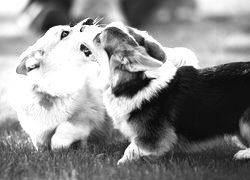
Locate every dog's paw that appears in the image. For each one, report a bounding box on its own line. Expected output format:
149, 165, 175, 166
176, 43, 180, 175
117, 156, 130, 165
117, 151, 141, 165
234, 149, 250, 160
117, 142, 148, 165
51, 134, 73, 150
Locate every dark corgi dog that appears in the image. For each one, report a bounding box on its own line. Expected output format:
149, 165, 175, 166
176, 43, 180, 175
92, 22, 250, 164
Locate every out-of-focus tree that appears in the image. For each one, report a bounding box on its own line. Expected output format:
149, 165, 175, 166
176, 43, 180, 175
20, 0, 197, 32
70, 0, 126, 24
121, 0, 197, 27
20, 0, 71, 32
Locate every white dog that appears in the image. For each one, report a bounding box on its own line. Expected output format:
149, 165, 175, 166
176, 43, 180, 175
9, 18, 107, 150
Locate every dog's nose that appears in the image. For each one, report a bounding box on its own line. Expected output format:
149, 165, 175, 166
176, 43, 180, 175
82, 18, 94, 26
80, 18, 94, 32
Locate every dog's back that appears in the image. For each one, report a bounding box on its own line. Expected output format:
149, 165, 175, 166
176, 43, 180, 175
164, 62, 250, 142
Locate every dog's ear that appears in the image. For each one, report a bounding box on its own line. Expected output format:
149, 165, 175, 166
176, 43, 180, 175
127, 27, 166, 62
111, 48, 163, 72
16, 50, 43, 75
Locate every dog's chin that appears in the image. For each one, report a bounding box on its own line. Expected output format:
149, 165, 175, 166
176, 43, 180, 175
27, 70, 86, 97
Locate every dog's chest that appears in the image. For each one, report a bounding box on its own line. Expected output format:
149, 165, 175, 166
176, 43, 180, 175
19, 91, 76, 131
103, 88, 137, 139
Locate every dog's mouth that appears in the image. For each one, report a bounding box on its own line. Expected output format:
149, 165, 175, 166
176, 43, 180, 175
80, 44, 92, 57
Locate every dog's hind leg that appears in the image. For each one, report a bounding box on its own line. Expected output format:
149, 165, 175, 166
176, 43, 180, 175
234, 107, 250, 159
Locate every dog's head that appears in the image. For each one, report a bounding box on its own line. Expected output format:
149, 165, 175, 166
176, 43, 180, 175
16, 18, 103, 97
92, 22, 164, 88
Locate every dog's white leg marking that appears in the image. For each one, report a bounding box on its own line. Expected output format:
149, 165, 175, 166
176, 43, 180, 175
234, 149, 250, 159
30, 134, 39, 150
117, 141, 152, 165
51, 121, 92, 150
234, 118, 250, 160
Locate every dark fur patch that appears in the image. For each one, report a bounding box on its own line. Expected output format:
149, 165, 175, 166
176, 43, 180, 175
110, 54, 151, 98
111, 70, 151, 97
102, 27, 138, 59
37, 92, 58, 110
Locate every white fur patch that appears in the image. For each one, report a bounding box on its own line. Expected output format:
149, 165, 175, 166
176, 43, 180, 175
117, 141, 152, 165
51, 120, 92, 150
164, 47, 199, 68
234, 149, 250, 159
10, 24, 105, 149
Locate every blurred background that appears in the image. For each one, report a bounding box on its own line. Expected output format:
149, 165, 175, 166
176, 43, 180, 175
0, 0, 250, 124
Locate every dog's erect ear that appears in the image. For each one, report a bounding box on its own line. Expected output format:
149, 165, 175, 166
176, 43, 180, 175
16, 59, 28, 75
128, 27, 166, 62
111, 48, 163, 72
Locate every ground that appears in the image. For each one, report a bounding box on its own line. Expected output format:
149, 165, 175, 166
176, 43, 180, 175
1, 15, 250, 180
1, 121, 250, 180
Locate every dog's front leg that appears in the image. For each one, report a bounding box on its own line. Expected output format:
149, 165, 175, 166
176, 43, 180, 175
51, 121, 92, 150
117, 141, 152, 165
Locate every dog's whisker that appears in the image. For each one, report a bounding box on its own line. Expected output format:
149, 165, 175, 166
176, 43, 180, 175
93, 17, 104, 25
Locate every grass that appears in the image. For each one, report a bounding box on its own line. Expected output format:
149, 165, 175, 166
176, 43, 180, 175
0, 121, 250, 180
1, 15, 250, 180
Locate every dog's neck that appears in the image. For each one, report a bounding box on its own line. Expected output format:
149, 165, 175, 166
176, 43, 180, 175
111, 70, 151, 98
104, 61, 177, 116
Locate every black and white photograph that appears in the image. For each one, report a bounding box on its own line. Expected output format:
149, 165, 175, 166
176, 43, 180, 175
1, 0, 250, 179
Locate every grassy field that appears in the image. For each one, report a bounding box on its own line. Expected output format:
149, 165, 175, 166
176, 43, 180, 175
1, 15, 250, 180
0, 121, 250, 180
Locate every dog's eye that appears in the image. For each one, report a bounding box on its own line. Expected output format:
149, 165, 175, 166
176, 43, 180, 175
80, 44, 92, 57
60, 30, 70, 40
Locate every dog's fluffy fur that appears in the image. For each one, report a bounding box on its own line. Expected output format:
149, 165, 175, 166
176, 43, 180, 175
9, 17, 198, 151
9, 19, 107, 150
91, 22, 250, 164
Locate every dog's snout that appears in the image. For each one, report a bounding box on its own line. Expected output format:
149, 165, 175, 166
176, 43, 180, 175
82, 18, 94, 26
80, 18, 94, 32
